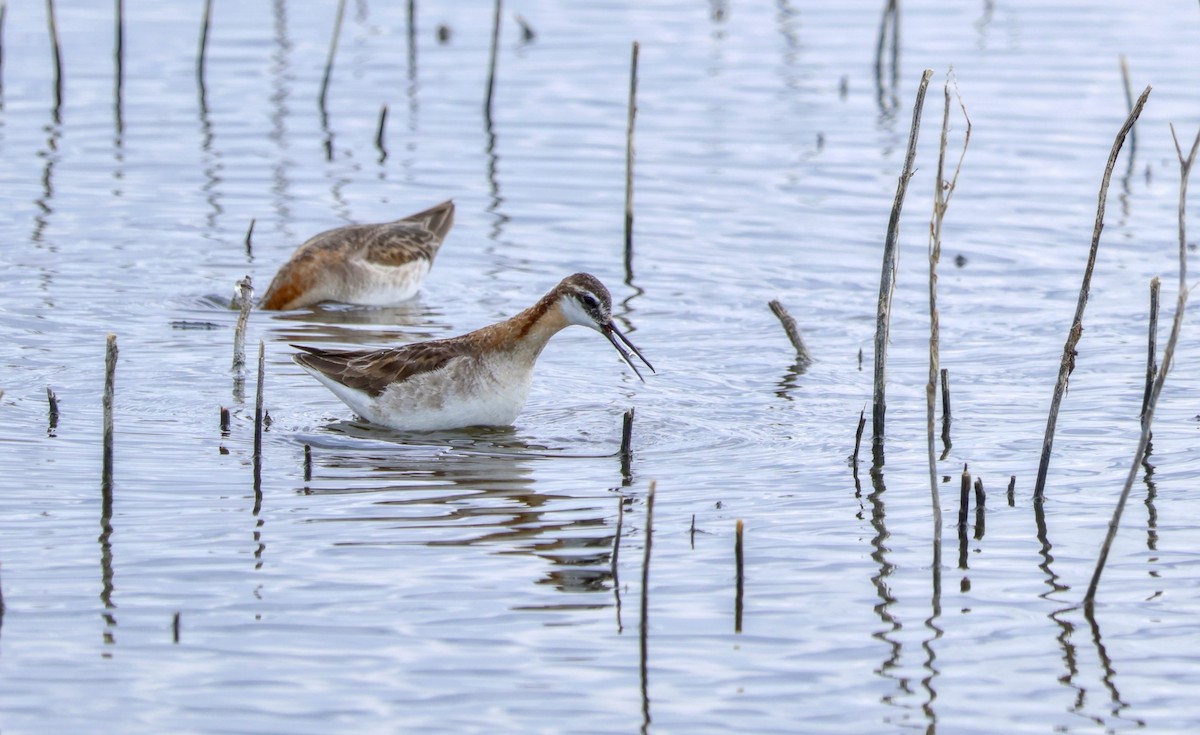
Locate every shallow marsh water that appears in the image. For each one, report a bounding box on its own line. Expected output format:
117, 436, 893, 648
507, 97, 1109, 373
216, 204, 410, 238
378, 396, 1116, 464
2, 1, 1200, 733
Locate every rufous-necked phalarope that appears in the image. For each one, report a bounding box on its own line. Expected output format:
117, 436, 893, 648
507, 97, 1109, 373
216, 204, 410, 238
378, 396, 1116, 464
259, 199, 455, 310
292, 272, 653, 431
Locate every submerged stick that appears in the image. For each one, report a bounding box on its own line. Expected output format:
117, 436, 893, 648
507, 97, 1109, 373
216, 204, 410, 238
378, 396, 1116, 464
1141, 277, 1160, 426
768, 300, 813, 365
103, 335, 119, 488
1033, 85, 1151, 503
873, 69, 933, 460
319, 0, 347, 115
1085, 124, 1198, 606
734, 519, 744, 633
47, 386, 59, 431
624, 40, 640, 278
46, 0, 63, 114
483, 0, 502, 122
613, 495, 625, 632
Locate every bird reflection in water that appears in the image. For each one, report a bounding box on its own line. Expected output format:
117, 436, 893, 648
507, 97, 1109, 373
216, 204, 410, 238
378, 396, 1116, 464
298, 422, 622, 602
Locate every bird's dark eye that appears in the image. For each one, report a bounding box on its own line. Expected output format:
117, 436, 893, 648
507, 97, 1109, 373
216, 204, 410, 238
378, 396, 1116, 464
580, 293, 599, 309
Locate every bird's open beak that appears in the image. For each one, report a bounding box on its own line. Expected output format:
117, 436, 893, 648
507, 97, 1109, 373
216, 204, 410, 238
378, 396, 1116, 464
602, 322, 655, 382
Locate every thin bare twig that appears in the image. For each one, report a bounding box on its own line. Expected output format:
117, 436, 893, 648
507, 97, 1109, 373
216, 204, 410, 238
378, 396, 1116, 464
1085, 124, 1198, 605
873, 68, 934, 462
1033, 85, 1151, 502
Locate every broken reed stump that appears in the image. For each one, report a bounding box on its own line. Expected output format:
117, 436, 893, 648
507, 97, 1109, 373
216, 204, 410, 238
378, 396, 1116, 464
1033, 84, 1151, 503
232, 275, 253, 374
1142, 276, 1160, 426
734, 519, 744, 634
253, 340, 265, 463
172, 611, 181, 643
1085, 123, 1198, 606
940, 368, 952, 447
624, 40, 639, 279
620, 408, 635, 481
768, 300, 813, 366
46, 386, 59, 432
219, 406, 231, 435
103, 334, 118, 489
850, 407, 866, 467
375, 103, 389, 162
872, 69, 933, 462
303, 443, 312, 481
244, 218, 256, 259
957, 463, 970, 532
1006, 475, 1016, 507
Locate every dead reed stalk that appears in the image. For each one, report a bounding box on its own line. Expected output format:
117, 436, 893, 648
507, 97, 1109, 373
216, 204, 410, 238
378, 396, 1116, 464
253, 340, 265, 462
1141, 277, 1160, 426
46, 386, 59, 431
734, 519, 745, 633
1085, 124, 1198, 606
46, 0, 63, 114
1033, 85, 1150, 503
375, 103, 389, 162
625, 40, 640, 275
103, 334, 118, 488
957, 463, 970, 533
873, 68, 933, 461
483, 0, 502, 123
319, 0, 347, 116
926, 71, 971, 540
196, 0, 212, 99
620, 408, 635, 480
114, 0, 124, 132
232, 276, 253, 375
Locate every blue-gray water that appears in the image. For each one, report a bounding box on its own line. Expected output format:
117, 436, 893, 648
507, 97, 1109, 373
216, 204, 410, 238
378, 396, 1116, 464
2, 1, 1200, 733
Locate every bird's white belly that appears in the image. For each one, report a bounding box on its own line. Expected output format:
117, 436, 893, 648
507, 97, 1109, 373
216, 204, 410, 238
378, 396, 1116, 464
309, 354, 534, 432
341, 259, 430, 305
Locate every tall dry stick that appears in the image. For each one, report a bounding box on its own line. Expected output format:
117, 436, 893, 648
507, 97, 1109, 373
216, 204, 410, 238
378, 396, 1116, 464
102, 334, 119, 488
926, 72, 971, 548
114, 0, 124, 132
769, 300, 813, 365
872, 68, 933, 462
483, 0, 502, 122
625, 40, 640, 277
196, 0, 212, 99
46, 0, 63, 114
1085, 124, 1198, 606
1033, 85, 1151, 503
319, 0, 347, 115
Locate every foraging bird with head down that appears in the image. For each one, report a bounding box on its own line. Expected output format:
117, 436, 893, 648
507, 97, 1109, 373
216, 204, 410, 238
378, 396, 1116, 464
292, 273, 653, 431
259, 199, 455, 310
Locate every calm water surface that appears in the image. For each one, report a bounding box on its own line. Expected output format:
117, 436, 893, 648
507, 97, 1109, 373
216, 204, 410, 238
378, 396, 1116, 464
3, 1, 1200, 733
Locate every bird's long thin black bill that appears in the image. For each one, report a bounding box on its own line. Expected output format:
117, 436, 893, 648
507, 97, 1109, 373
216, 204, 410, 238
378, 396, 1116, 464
603, 322, 655, 382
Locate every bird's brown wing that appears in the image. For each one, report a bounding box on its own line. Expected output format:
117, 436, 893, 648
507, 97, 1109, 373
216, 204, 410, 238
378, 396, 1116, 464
292, 340, 468, 397
362, 200, 455, 268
